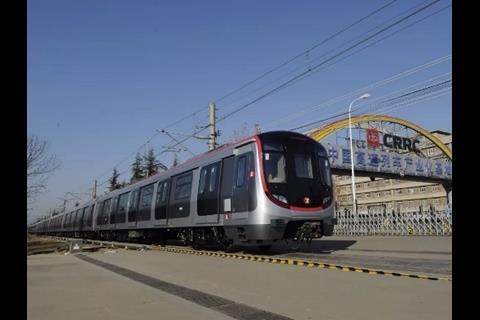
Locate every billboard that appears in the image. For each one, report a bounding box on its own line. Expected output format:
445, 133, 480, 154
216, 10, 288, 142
326, 143, 452, 181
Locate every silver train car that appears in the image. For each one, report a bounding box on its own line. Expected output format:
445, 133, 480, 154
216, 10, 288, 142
29, 131, 336, 251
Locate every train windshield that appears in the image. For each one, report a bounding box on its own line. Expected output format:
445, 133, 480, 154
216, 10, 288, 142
260, 132, 332, 208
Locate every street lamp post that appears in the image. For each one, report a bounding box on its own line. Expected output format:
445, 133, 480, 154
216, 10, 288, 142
348, 93, 371, 216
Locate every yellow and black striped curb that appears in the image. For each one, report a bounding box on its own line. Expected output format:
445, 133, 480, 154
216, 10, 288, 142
151, 245, 452, 282
50, 237, 451, 282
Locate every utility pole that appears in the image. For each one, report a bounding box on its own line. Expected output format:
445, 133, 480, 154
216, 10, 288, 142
208, 103, 217, 151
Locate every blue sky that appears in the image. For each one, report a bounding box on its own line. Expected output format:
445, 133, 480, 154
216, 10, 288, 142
27, 0, 451, 220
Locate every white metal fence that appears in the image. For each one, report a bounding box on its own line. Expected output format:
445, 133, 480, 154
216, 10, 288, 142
333, 209, 452, 236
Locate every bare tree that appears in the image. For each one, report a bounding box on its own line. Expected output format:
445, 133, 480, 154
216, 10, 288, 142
27, 135, 60, 201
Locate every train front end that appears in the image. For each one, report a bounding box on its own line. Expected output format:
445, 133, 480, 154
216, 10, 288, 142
253, 131, 336, 245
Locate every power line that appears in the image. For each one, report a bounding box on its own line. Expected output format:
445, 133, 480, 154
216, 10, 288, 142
351, 73, 451, 113
216, 0, 442, 124
213, 0, 398, 107
290, 76, 451, 132
277, 3, 452, 93
261, 54, 451, 130
216, 1, 448, 115
158, 129, 196, 156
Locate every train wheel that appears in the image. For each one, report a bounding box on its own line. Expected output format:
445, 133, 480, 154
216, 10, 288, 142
258, 245, 272, 252
224, 241, 236, 253
192, 235, 201, 250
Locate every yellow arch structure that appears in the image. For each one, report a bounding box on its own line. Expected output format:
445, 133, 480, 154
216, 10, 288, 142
308, 114, 452, 160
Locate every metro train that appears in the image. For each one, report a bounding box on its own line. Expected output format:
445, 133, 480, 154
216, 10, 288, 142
29, 131, 336, 251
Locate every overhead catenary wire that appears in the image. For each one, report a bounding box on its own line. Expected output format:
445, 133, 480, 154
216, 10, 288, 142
213, 0, 398, 107
274, 3, 452, 96
289, 77, 451, 132
261, 54, 451, 131
215, 0, 442, 124
215, 1, 449, 116
295, 89, 451, 136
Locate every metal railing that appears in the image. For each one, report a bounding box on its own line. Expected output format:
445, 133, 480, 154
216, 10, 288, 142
333, 209, 452, 236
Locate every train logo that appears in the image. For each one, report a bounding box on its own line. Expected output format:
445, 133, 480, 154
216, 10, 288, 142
366, 128, 380, 148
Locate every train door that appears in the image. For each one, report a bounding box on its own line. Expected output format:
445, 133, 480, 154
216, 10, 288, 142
220, 157, 235, 215
127, 189, 140, 228
197, 161, 221, 223
88, 204, 95, 231
115, 191, 129, 228
79, 206, 87, 233
168, 171, 193, 220
232, 152, 255, 215
109, 197, 118, 230
154, 179, 170, 226
137, 183, 155, 226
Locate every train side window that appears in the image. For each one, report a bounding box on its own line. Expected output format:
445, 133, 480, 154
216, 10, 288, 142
72, 211, 77, 228
235, 156, 247, 187
156, 181, 164, 204
116, 192, 129, 223
174, 173, 193, 200
87, 205, 94, 227
75, 209, 81, 228
198, 168, 208, 195
70, 211, 76, 228
155, 180, 170, 220
209, 165, 219, 192
77, 209, 82, 227
96, 202, 104, 225
197, 162, 221, 216
128, 189, 140, 222
198, 162, 220, 196
95, 204, 101, 225
138, 183, 155, 221
318, 156, 332, 187
82, 206, 89, 227
101, 199, 112, 225
110, 197, 118, 224
80, 207, 88, 228
169, 171, 193, 219
68, 212, 73, 228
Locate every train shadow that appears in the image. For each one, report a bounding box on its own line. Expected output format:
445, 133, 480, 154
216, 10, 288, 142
243, 239, 357, 256
153, 239, 357, 256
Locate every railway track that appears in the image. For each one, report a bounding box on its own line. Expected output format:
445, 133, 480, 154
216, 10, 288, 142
50, 236, 451, 282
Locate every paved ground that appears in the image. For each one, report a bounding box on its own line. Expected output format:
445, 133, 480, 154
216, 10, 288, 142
28, 254, 235, 320
28, 236, 452, 320
268, 236, 452, 276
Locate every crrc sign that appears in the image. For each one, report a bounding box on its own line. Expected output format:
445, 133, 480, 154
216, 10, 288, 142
366, 128, 419, 152
383, 133, 420, 152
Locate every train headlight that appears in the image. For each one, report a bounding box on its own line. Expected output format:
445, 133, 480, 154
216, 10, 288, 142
273, 194, 288, 204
